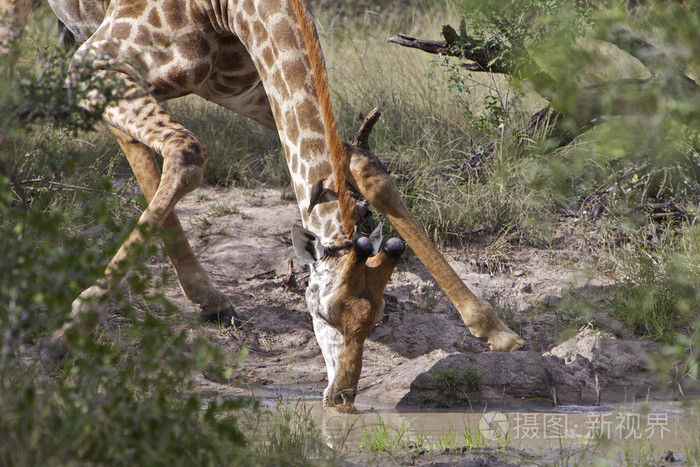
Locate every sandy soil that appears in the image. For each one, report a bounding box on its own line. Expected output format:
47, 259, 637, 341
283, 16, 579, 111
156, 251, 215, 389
138, 183, 696, 408
121, 182, 697, 464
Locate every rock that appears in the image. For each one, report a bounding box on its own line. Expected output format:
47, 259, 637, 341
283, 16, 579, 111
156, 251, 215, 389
545, 329, 658, 377
536, 294, 560, 308
587, 310, 633, 338
545, 329, 665, 401
361, 348, 599, 408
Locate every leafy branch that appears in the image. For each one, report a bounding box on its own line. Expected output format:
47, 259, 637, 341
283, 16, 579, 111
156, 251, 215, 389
388, 2, 700, 149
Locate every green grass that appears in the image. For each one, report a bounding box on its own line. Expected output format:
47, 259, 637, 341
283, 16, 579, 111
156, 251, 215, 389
360, 414, 412, 454
239, 398, 340, 465
359, 411, 511, 458
603, 223, 700, 342
316, 2, 555, 246
431, 363, 481, 391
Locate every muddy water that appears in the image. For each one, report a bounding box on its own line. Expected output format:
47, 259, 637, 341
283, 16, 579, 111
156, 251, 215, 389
251, 389, 698, 460
313, 402, 697, 452
226, 384, 699, 463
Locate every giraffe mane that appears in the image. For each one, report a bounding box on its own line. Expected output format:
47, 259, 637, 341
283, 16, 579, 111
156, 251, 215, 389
290, 0, 355, 239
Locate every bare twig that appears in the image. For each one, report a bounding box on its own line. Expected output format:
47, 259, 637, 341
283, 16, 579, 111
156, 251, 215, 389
18, 177, 138, 207
246, 270, 276, 281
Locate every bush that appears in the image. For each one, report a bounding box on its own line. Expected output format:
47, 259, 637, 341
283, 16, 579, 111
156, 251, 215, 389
0, 13, 335, 465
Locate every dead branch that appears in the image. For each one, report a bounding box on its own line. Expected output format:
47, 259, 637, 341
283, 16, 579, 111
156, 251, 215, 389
16, 177, 139, 208
389, 26, 555, 89
387, 33, 455, 56
634, 201, 687, 219
388, 31, 511, 75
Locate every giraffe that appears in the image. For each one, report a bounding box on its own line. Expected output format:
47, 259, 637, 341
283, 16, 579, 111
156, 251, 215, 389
1, 0, 526, 413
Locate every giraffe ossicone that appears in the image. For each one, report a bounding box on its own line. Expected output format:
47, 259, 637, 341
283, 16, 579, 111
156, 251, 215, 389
1, 0, 525, 413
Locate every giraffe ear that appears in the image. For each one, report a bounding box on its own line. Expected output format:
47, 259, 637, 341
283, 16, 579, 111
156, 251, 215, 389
292, 224, 324, 264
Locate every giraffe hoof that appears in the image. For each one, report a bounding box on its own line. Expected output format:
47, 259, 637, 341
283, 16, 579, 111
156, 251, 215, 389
201, 307, 241, 328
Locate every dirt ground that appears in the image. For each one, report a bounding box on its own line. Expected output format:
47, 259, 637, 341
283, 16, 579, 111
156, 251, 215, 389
135, 182, 696, 464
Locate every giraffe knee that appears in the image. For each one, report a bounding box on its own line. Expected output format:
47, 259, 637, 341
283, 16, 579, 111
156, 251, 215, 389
162, 131, 208, 193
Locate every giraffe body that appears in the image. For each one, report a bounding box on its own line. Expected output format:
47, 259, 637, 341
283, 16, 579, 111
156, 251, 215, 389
1, 0, 525, 412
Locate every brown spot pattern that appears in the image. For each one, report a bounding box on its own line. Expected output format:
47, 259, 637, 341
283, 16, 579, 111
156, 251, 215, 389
260, 46, 274, 70
148, 48, 170, 66
296, 98, 323, 133
176, 33, 211, 61
289, 151, 299, 173
135, 26, 151, 45
307, 160, 331, 182
258, 0, 284, 21
284, 58, 311, 93
167, 68, 189, 88
283, 108, 299, 142
118, 2, 147, 18
272, 20, 302, 53
148, 8, 163, 29
163, 0, 186, 30
188, 1, 211, 30
91, 27, 107, 42
323, 219, 334, 238
152, 30, 168, 45
252, 21, 268, 44
152, 77, 177, 97
269, 100, 282, 127
269, 68, 290, 101
242, 0, 256, 17
112, 22, 132, 41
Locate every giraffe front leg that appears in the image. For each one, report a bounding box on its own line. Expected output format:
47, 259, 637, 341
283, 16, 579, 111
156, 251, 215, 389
53, 81, 227, 349
108, 126, 239, 326
346, 147, 526, 352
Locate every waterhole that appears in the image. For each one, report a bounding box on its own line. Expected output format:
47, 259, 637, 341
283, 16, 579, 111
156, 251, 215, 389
250, 386, 698, 462
314, 401, 697, 452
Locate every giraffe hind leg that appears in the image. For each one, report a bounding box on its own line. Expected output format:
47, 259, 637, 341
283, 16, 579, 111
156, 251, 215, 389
108, 126, 240, 327
56, 80, 238, 344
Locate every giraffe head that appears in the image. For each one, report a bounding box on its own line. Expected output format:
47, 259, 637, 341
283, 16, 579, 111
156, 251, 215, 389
244, 0, 405, 411
293, 223, 404, 413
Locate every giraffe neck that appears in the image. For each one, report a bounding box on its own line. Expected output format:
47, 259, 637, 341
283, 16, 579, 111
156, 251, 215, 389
229, 0, 353, 246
